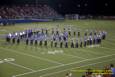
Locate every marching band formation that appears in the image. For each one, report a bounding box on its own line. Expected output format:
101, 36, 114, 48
6, 26, 107, 48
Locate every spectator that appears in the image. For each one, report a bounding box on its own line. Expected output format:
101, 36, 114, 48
0, 4, 60, 19
110, 64, 115, 77
103, 65, 111, 77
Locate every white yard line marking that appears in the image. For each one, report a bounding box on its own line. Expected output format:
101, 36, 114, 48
35, 45, 101, 58
63, 53, 86, 59
107, 39, 115, 42
85, 47, 108, 55
78, 48, 100, 55
0, 47, 64, 65
41, 58, 115, 77
104, 40, 115, 46
6, 62, 35, 71
101, 47, 115, 51
13, 53, 115, 77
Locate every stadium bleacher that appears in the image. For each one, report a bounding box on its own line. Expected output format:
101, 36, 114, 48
0, 4, 59, 19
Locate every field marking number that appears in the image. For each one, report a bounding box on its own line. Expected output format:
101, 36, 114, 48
0, 58, 15, 64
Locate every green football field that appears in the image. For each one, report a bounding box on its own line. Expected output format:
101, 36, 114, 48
0, 20, 115, 77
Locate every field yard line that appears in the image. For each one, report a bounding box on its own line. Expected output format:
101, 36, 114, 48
40, 58, 115, 77
101, 47, 115, 51
85, 47, 108, 55
19, 44, 107, 55
35, 47, 86, 59
79, 48, 100, 55
107, 39, 115, 42
0, 47, 64, 65
13, 53, 115, 77
35, 45, 101, 56
6, 61, 35, 71
63, 53, 86, 59
104, 40, 115, 46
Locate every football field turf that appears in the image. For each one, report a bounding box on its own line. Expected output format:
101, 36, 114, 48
0, 20, 115, 77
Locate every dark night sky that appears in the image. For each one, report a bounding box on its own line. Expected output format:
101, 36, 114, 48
0, 0, 115, 15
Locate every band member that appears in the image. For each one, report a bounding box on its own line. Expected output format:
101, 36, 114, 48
98, 34, 102, 44
80, 37, 83, 47
6, 35, 11, 43
35, 39, 38, 46
60, 40, 63, 48
84, 36, 87, 47
17, 38, 20, 45
26, 38, 29, 45
12, 37, 15, 44
44, 39, 47, 47
68, 30, 71, 36
51, 40, 53, 47
89, 35, 93, 45
102, 31, 107, 40
93, 34, 97, 44
54, 41, 57, 47
75, 39, 79, 48
73, 31, 76, 37
30, 38, 33, 45
71, 40, 74, 48
78, 31, 80, 37
65, 40, 68, 48
87, 36, 90, 45
39, 40, 43, 47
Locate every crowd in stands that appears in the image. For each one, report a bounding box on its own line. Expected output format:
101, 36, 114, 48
0, 4, 59, 19
66, 64, 115, 77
